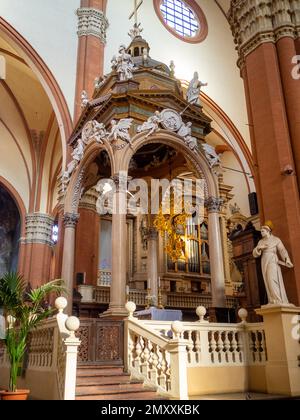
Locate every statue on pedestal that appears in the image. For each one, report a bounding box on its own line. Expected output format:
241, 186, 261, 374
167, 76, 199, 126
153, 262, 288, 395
253, 222, 294, 305
186, 72, 207, 105
111, 45, 135, 81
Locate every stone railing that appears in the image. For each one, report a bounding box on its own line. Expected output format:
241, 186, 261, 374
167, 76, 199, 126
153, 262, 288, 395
125, 302, 187, 399
124, 303, 269, 399
91, 286, 237, 310
94, 287, 147, 306
0, 298, 81, 400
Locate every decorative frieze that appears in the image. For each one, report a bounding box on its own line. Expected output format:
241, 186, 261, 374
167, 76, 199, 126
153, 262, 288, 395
77, 8, 109, 43
205, 197, 224, 213
63, 213, 80, 229
23, 213, 55, 246
228, 0, 300, 65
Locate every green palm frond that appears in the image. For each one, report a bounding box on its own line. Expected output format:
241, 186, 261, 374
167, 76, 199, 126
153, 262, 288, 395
0, 272, 65, 391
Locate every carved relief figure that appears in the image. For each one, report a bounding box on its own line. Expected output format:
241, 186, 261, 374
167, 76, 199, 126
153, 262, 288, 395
63, 138, 85, 186
253, 223, 293, 305
177, 121, 198, 151
81, 90, 89, 108
108, 119, 133, 144
111, 45, 135, 81
82, 120, 108, 145
137, 111, 162, 138
201, 143, 221, 167
186, 72, 207, 105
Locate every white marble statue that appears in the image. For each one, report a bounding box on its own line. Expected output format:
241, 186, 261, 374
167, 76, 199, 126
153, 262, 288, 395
82, 120, 108, 145
108, 118, 133, 143
253, 224, 293, 305
177, 121, 198, 151
201, 143, 221, 167
128, 23, 143, 40
111, 45, 135, 81
81, 90, 89, 108
94, 75, 107, 89
62, 138, 85, 185
186, 72, 207, 105
137, 111, 162, 137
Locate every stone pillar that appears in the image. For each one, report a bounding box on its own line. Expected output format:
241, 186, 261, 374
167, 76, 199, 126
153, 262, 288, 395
256, 305, 300, 396
74, 0, 109, 121
147, 228, 159, 303
20, 213, 54, 289
62, 213, 80, 315
75, 187, 99, 286
229, 0, 300, 305
101, 174, 128, 318
206, 197, 226, 308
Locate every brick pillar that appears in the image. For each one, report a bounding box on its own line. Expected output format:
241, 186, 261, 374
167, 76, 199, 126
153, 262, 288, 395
75, 187, 100, 286
20, 213, 55, 289
228, 0, 300, 305
74, 0, 109, 122
276, 36, 300, 189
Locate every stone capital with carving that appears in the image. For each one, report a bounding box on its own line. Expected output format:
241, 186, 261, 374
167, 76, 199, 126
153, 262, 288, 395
77, 7, 109, 44
206, 197, 224, 213
111, 173, 131, 193
63, 213, 80, 229
228, 0, 300, 66
22, 213, 55, 246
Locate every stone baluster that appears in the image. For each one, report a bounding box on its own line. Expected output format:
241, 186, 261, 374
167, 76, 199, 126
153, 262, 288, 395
209, 331, 217, 364
186, 330, 194, 364
149, 344, 159, 385
224, 331, 231, 363
231, 332, 238, 363
134, 336, 142, 371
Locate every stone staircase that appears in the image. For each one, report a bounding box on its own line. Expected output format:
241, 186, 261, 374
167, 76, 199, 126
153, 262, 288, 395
76, 365, 163, 400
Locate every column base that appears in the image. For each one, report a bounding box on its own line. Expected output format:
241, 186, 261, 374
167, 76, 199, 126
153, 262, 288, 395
100, 306, 128, 319
255, 305, 300, 396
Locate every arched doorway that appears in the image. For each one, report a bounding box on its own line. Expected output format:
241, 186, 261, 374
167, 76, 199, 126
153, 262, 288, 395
0, 184, 21, 276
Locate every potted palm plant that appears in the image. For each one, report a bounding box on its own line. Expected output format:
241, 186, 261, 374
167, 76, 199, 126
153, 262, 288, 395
0, 272, 64, 400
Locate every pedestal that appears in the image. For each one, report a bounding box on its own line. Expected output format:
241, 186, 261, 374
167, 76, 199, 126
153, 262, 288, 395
255, 304, 300, 396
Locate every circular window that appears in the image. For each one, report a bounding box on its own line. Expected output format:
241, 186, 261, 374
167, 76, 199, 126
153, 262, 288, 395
154, 0, 208, 44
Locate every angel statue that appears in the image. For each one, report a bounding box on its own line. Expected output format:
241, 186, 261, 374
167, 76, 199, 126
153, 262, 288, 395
177, 121, 198, 151
62, 138, 85, 186
253, 222, 294, 305
137, 111, 162, 138
201, 143, 221, 168
128, 23, 143, 40
108, 119, 133, 144
82, 120, 108, 145
186, 72, 207, 106
81, 90, 89, 108
111, 45, 135, 82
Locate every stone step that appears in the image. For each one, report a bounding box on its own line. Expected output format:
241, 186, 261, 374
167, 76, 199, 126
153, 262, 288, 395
77, 374, 132, 386
76, 382, 147, 396
76, 390, 161, 401
77, 367, 124, 377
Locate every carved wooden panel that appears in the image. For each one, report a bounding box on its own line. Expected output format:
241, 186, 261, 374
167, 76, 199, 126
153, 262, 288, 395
77, 319, 124, 366
77, 326, 90, 363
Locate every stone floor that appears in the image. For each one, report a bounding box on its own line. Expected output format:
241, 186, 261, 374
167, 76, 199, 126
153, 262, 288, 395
189, 393, 296, 400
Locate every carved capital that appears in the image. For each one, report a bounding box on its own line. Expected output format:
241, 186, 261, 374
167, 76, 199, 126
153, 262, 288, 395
111, 173, 131, 193
23, 213, 55, 246
63, 213, 80, 228
228, 0, 299, 65
77, 7, 109, 43
79, 187, 98, 211
206, 197, 224, 213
